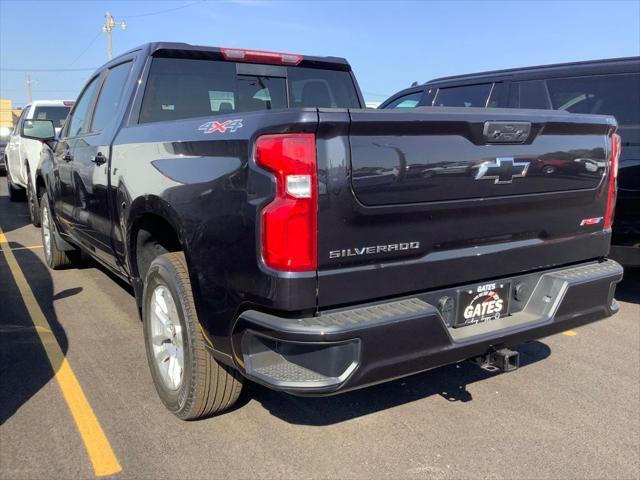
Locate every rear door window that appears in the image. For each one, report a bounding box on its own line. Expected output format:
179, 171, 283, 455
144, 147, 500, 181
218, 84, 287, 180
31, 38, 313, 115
384, 91, 423, 109
433, 83, 492, 107
546, 73, 640, 125
90, 61, 133, 132
139, 57, 360, 124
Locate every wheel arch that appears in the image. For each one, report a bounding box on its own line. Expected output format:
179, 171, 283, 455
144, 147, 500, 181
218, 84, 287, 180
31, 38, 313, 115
34, 169, 47, 200
127, 195, 187, 282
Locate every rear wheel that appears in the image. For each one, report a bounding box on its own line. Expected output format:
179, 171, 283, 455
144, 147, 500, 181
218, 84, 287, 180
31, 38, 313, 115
143, 252, 243, 420
27, 175, 41, 227
40, 193, 76, 269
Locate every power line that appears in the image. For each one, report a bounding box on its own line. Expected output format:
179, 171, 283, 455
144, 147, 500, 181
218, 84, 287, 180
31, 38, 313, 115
0, 89, 79, 93
68, 31, 102, 67
124, 0, 205, 18
0, 67, 95, 72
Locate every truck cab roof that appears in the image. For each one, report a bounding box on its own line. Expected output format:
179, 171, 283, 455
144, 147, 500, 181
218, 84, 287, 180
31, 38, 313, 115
108, 42, 352, 73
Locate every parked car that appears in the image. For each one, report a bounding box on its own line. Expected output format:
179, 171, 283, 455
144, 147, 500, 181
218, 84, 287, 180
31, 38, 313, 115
5, 100, 73, 225
28, 42, 622, 420
0, 140, 7, 175
380, 56, 640, 267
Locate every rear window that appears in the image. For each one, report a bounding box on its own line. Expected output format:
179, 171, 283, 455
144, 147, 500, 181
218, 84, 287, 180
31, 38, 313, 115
289, 67, 360, 108
433, 84, 492, 107
32, 106, 70, 128
139, 57, 360, 124
546, 73, 640, 125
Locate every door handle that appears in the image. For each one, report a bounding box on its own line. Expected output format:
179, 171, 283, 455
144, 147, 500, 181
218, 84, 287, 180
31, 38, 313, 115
62, 151, 73, 162
92, 152, 107, 166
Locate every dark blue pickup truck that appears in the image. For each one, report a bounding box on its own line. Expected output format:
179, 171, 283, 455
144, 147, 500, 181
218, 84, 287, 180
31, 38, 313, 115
381, 56, 640, 267
25, 42, 622, 419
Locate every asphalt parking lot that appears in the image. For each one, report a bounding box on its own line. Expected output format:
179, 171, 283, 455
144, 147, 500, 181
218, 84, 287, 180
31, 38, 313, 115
0, 180, 638, 480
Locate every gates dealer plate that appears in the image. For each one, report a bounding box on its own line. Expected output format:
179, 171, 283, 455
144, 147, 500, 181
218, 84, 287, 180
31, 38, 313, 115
455, 282, 511, 327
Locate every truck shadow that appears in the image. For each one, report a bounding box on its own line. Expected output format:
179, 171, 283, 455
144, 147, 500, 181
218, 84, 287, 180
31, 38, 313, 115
0, 239, 80, 425
247, 340, 550, 426
0, 191, 80, 425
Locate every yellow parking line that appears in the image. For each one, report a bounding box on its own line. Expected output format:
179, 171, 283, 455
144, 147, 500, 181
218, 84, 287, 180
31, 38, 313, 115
0, 244, 44, 252
0, 228, 121, 477
563, 330, 578, 336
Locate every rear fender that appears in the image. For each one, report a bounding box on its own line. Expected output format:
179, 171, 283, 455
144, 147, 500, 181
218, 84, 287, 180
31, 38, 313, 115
126, 195, 188, 277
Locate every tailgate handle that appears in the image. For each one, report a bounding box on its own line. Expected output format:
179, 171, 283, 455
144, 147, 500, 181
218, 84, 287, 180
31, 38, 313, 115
484, 121, 531, 144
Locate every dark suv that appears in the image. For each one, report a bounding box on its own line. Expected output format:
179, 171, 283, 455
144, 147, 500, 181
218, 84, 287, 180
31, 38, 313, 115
381, 57, 640, 267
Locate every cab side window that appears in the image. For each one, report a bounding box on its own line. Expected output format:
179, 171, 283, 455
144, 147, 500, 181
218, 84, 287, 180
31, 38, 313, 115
66, 76, 100, 138
385, 91, 424, 109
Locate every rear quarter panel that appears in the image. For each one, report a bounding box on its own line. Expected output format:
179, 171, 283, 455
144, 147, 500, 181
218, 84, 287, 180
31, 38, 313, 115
111, 109, 320, 356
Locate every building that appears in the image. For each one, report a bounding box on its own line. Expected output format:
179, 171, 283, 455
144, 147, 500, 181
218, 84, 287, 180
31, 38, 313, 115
0, 98, 14, 138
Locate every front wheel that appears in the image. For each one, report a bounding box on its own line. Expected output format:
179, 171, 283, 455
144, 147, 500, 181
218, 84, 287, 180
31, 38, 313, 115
143, 252, 243, 420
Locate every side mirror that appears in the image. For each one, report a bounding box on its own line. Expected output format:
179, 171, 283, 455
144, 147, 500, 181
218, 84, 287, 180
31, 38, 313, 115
21, 119, 56, 142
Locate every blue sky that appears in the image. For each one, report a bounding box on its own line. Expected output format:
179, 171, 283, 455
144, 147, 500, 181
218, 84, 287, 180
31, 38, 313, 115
1, 0, 639, 107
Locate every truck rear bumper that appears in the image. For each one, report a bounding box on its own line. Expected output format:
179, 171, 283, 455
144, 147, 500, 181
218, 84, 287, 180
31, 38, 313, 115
231, 260, 623, 395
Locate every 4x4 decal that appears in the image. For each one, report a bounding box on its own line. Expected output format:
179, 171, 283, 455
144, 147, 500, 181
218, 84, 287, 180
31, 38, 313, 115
198, 119, 243, 134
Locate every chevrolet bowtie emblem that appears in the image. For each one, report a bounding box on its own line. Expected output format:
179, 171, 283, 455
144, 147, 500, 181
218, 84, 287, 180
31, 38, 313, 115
475, 157, 530, 184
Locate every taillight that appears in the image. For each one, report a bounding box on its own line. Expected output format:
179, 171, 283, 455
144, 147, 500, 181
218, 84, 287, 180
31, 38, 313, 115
221, 48, 303, 65
604, 132, 621, 229
256, 134, 317, 271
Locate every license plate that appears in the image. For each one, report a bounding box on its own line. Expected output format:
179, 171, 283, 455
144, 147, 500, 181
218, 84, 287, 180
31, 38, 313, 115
455, 281, 511, 327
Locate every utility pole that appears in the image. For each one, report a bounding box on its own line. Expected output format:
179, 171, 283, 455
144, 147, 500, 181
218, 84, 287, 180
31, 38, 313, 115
26, 74, 32, 103
101, 12, 127, 60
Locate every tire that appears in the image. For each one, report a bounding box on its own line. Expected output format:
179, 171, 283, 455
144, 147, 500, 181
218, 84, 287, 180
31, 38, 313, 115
7, 165, 25, 202
143, 252, 243, 420
27, 175, 41, 227
40, 193, 75, 269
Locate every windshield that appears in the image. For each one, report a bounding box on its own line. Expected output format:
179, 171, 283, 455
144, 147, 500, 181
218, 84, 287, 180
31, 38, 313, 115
139, 57, 361, 124
32, 106, 71, 128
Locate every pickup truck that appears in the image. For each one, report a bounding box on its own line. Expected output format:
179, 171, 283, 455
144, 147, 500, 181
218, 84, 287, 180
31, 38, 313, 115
27, 42, 623, 420
5, 100, 73, 226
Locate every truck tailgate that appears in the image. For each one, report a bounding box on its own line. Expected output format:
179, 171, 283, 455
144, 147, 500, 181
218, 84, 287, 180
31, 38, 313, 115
316, 108, 617, 308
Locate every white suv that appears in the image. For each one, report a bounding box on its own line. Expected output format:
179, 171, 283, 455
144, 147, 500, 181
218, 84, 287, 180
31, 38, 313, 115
5, 100, 73, 225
